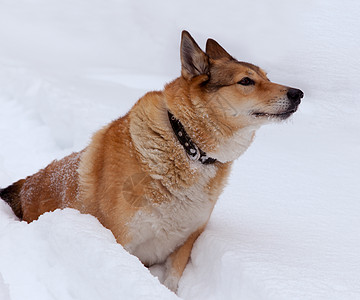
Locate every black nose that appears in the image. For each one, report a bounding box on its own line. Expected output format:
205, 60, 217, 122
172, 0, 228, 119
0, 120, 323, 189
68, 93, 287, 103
287, 88, 304, 105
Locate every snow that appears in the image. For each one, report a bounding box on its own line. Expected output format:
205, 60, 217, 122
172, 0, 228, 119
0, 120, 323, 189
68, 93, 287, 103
0, 204, 178, 300
1, 0, 360, 299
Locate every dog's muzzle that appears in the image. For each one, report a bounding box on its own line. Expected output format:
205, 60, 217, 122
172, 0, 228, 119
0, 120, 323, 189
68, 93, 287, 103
252, 88, 304, 120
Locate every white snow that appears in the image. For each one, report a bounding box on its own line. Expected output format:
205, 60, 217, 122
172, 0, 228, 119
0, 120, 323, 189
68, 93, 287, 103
0, 204, 178, 300
1, 0, 360, 299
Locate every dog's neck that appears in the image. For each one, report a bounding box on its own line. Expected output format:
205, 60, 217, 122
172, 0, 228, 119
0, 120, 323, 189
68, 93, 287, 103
167, 110, 257, 164
206, 126, 258, 163
168, 111, 217, 165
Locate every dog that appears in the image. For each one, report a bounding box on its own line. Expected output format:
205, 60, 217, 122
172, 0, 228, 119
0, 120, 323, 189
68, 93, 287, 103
0, 31, 303, 292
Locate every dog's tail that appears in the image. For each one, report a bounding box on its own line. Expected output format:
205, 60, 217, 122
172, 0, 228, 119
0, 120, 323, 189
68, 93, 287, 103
0, 179, 25, 219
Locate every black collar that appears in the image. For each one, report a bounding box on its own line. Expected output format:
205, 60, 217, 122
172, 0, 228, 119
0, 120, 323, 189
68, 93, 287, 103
168, 111, 217, 165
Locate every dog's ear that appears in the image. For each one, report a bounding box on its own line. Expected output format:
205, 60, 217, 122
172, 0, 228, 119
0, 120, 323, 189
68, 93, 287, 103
206, 38, 234, 60
181, 31, 210, 80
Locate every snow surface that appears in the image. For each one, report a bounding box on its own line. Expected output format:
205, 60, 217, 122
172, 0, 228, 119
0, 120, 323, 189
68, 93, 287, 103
1, 0, 360, 299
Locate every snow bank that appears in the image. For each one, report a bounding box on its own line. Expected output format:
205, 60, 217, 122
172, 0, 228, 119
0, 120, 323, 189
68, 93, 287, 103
0, 203, 178, 300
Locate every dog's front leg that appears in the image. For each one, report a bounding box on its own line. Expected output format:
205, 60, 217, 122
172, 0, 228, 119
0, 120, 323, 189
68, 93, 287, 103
163, 225, 206, 292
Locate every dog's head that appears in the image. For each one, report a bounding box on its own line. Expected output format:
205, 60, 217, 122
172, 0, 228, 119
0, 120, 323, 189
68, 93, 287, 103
179, 31, 303, 131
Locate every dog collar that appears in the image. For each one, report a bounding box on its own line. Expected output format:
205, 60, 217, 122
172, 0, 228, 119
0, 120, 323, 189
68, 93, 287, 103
168, 111, 217, 165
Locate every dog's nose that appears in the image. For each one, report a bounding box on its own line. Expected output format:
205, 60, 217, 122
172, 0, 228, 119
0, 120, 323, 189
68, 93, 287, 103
287, 88, 304, 105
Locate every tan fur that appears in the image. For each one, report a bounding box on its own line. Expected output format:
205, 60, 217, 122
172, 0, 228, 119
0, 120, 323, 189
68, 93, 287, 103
0, 31, 302, 292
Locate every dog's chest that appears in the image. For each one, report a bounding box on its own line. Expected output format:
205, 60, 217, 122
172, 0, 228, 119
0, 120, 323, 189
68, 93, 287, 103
125, 171, 215, 265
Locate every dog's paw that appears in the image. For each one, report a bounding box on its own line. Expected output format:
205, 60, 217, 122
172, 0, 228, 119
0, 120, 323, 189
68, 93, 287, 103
163, 273, 180, 293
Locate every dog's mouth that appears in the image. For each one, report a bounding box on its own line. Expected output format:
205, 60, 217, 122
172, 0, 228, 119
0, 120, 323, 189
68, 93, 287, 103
252, 108, 297, 120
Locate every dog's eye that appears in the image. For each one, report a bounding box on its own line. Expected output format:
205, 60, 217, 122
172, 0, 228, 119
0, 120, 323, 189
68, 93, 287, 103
237, 77, 255, 86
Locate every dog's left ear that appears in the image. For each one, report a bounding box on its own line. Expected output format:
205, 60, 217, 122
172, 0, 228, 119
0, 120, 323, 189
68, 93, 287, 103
206, 38, 234, 61
181, 31, 210, 81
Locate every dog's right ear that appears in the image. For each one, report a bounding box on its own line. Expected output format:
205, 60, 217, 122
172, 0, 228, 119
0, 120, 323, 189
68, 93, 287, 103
180, 31, 210, 81
206, 38, 234, 61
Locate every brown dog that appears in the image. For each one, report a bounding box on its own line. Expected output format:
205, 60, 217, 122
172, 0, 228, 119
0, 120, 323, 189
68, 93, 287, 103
0, 31, 303, 292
